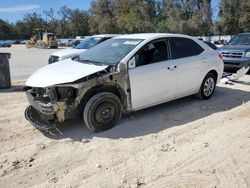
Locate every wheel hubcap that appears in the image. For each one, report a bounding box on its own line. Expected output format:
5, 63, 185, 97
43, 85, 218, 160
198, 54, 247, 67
95, 102, 116, 124
203, 78, 215, 97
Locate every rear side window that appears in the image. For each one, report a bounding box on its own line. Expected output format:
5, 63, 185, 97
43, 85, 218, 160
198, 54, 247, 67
170, 37, 204, 59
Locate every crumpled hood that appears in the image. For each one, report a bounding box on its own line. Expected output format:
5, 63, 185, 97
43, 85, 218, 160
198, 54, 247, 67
26, 59, 108, 87
51, 48, 87, 58
220, 45, 250, 52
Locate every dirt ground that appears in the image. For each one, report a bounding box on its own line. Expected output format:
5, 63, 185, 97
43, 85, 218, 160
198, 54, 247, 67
0, 75, 249, 187
0, 45, 250, 187
0, 45, 65, 80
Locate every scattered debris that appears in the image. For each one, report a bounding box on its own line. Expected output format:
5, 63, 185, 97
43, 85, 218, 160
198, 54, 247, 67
220, 78, 233, 84
120, 178, 127, 184
50, 177, 58, 183
12, 160, 21, 166
204, 142, 209, 147
221, 67, 249, 84
134, 178, 146, 187
37, 143, 46, 150
82, 139, 90, 143
96, 164, 102, 168
28, 157, 35, 163
159, 143, 175, 152
227, 67, 249, 80
64, 170, 69, 175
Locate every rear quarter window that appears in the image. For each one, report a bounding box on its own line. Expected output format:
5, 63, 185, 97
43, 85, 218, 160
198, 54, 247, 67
170, 37, 204, 59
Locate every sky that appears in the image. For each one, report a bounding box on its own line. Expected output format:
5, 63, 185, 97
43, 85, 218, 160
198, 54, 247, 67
0, 0, 219, 23
0, 0, 92, 23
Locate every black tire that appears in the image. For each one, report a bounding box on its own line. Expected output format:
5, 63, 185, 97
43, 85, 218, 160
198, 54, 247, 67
196, 73, 216, 100
83, 92, 122, 132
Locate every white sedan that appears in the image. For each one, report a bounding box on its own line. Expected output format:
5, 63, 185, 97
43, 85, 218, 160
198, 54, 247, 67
25, 33, 224, 132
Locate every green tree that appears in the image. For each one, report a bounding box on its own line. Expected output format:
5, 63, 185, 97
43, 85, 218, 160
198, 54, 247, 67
88, 0, 118, 34
43, 8, 59, 35
115, 0, 157, 33
156, 0, 213, 36
68, 9, 90, 36
0, 19, 13, 39
57, 6, 72, 37
13, 13, 46, 39
218, 0, 250, 34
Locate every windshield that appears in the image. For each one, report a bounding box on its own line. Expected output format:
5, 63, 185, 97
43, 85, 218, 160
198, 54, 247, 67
227, 34, 250, 45
74, 37, 104, 49
78, 38, 143, 65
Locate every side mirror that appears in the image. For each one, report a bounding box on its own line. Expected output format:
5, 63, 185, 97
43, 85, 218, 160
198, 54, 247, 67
128, 57, 136, 69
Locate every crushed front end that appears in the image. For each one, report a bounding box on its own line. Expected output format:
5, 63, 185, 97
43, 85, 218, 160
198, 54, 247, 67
25, 86, 79, 131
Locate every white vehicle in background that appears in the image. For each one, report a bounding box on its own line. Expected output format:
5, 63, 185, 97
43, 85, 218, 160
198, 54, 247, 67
25, 33, 224, 133
48, 34, 119, 64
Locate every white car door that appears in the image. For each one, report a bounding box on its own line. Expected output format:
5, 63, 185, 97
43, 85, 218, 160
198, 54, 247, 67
170, 37, 209, 98
128, 40, 178, 110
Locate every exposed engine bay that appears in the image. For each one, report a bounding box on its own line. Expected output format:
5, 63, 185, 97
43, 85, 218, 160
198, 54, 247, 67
25, 65, 130, 131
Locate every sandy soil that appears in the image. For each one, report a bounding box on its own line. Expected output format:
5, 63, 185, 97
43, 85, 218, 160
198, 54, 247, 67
0, 45, 66, 80
0, 75, 249, 188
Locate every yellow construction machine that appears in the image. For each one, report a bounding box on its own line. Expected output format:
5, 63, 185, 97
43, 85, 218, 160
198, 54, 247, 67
26, 28, 58, 49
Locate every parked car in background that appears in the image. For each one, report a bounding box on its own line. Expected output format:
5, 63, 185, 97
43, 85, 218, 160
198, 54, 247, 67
219, 33, 250, 69
203, 41, 218, 50
48, 34, 120, 64
0, 40, 11, 47
20, 40, 27, 44
25, 33, 224, 133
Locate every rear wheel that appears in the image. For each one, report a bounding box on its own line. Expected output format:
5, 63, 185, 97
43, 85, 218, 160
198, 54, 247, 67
196, 73, 216, 100
83, 92, 122, 132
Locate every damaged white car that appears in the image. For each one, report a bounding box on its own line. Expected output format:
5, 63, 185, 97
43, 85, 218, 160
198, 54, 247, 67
25, 33, 224, 132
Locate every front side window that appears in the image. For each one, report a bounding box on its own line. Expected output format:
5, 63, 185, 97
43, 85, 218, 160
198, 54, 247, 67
135, 40, 169, 67
78, 38, 143, 65
171, 37, 204, 59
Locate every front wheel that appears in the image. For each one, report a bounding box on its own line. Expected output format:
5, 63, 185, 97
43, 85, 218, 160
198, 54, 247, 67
196, 73, 216, 100
83, 92, 122, 132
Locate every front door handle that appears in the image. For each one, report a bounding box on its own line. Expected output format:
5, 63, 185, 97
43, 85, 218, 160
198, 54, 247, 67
167, 65, 177, 70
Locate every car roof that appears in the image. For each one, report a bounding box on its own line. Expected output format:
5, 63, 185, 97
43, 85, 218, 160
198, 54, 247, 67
115, 33, 193, 40
92, 34, 122, 38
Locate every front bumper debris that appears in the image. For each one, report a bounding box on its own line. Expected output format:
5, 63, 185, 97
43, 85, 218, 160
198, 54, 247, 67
25, 106, 56, 131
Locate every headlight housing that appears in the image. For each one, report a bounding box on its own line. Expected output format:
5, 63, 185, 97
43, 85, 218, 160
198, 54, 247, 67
245, 51, 250, 57
58, 56, 67, 61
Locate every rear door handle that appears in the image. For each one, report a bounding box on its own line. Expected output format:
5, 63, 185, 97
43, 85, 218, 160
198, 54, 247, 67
167, 65, 177, 70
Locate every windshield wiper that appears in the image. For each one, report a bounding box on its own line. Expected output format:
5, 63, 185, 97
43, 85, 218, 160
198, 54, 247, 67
79, 59, 103, 66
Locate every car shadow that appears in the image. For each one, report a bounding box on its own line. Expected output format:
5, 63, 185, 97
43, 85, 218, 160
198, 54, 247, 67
42, 85, 250, 140
232, 80, 250, 86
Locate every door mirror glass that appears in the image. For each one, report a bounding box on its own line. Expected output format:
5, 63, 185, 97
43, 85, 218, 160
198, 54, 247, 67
128, 57, 136, 69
